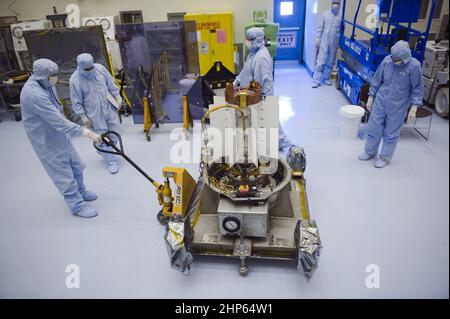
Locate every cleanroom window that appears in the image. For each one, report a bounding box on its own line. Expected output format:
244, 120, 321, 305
280, 1, 294, 16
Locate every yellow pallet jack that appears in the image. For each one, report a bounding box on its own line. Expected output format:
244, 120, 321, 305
93, 131, 196, 223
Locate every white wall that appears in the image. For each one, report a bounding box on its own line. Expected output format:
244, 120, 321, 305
0, 0, 273, 42
303, 0, 319, 73
303, 0, 448, 73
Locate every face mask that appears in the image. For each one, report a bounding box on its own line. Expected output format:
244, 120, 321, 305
48, 75, 58, 86
81, 68, 95, 79
332, 4, 340, 14
245, 40, 253, 50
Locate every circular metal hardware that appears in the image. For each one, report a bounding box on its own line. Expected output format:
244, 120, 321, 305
222, 216, 241, 233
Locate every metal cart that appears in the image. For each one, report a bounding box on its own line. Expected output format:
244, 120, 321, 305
0, 70, 27, 122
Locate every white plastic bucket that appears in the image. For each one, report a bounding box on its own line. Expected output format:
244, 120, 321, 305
339, 105, 366, 139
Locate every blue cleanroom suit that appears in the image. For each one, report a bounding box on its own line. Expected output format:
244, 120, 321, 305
312, 0, 341, 87
21, 59, 99, 217
70, 53, 122, 174
234, 28, 294, 150
360, 40, 424, 168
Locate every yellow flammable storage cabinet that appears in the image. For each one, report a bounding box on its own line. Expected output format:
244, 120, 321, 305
184, 12, 234, 75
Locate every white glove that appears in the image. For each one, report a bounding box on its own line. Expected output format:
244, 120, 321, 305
315, 40, 321, 54
314, 42, 321, 65
315, 37, 321, 48
114, 94, 123, 108
407, 106, 418, 123
82, 128, 102, 143
366, 96, 374, 112
80, 115, 93, 130
233, 79, 239, 90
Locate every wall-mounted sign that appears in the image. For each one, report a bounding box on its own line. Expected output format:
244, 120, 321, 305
65, 4, 80, 27
277, 31, 297, 48
196, 21, 221, 30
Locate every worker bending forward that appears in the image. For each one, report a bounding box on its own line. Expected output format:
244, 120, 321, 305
21, 59, 102, 218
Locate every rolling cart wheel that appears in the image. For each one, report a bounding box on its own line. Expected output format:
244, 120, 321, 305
157, 210, 169, 226
14, 113, 22, 122
239, 264, 249, 277
435, 87, 449, 118
238, 256, 249, 276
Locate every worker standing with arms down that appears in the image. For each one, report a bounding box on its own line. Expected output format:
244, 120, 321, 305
21, 59, 102, 218
70, 53, 122, 174
312, 0, 341, 88
233, 27, 295, 151
359, 40, 424, 168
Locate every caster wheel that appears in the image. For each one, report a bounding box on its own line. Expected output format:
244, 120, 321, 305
157, 210, 169, 226
435, 87, 449, 118
239, 265, 249, 277
14, 113, 22, 121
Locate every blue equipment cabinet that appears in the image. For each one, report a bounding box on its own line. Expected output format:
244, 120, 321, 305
337, 0, 437, 105
338, 60, 366, 105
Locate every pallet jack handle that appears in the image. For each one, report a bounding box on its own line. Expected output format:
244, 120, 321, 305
93, 131, 161, 189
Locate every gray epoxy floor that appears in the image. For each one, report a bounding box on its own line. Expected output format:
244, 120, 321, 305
0, 62, 448, 298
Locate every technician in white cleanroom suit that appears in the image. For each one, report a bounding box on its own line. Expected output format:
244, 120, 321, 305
233, 27, 295, 151
312, 0, 341, 88
21, 59, 102, 218
70, 53, 122, 174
